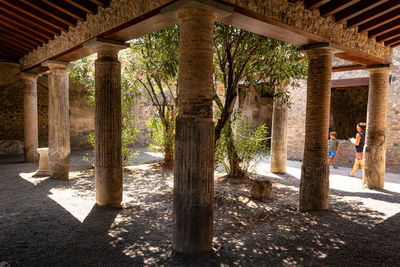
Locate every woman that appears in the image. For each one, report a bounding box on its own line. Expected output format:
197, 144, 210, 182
349, 122, 366, 177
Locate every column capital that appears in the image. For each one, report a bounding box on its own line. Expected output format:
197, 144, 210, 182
18, 72, 39, 81
364, 64, 393, 74
161, 0, 233, 19
299, 42, 345, 55
41, 60, 71, 70
84, 38, 129, 60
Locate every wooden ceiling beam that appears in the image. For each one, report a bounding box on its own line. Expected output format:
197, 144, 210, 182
89, 0, 109, 8
391, 40, 400, 47
376, 27, 400, 42
40, 0, 86, 21
65, 0, 98, 15
347, 0, 400, 28
0, 19, 47, 43
335, 0, 386, 23
358, 8, 400, 33
0, 32, 36, 50
0, 13, 54, 40
0, 41, 28, 54
332, 64, 363, 72
21, 0, 77, 27
305, 0, 330, 10
0, 48, 22, 58
0, 3, 60, 36
319, 0, 360, 18
384, 35, 400, 46
0, 27, 42, 47
368, 18, 400, 38
0, 0, 68, 32
0, 36, 31, 52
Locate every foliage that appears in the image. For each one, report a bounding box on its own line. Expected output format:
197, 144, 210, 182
213, 22, 308, 143
128, 26, 179, 166
216, 111, 269, 179
69, 52, 140, 166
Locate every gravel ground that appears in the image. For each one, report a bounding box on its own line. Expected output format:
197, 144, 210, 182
0, 149, 399, 266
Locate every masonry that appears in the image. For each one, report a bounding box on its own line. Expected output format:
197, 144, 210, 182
287, 47, 400, 174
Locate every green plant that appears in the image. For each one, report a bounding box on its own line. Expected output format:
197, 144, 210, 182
146, 111, 175, 166
215, 111, 269, 179
69, 52, 140, 166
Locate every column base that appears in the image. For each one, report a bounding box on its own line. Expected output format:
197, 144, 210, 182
299, 163, 329, 211
363, 144, 385, 189
270, 149, 287, 174
95, 166, 122, 208
173, 192, 213, 254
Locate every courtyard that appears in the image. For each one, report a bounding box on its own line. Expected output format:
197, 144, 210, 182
1, 150, 399, 266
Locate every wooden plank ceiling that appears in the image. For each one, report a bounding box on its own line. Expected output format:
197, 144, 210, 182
289, 0, 400, 49
0, 0, 109, 61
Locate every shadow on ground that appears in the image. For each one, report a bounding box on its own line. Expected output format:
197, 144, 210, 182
1, 160, 399, 266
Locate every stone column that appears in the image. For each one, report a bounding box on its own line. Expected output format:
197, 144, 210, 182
20, 73, 39, 163
270, 87, 288, 173
83, 38, 129, 208
173, 7, 216, 253
299, 48, 335, 211
363, 66, 391, 189
42, 61, 70, 180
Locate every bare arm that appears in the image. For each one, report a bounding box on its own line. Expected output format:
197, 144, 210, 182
336, 143, 340, 153
352, 133, 361, 146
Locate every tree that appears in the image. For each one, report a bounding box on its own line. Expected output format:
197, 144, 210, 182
128, 26, 180, 166
213, 23, 307, 179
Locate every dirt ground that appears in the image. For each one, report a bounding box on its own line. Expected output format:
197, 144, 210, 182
1, 149, 400, 266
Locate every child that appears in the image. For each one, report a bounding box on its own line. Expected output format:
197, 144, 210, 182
328, 132, 340, 169
349, 122, 366, 177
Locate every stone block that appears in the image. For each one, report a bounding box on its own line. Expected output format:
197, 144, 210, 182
250, 178, 272, 200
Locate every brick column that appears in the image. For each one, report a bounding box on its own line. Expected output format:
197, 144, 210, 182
20, 73, 39, 163
363, 66, 391, 189
42, 61, 70, 180
84, 38, 129, 208
270, 86, 288, 173
173, 7, 217, 253
299, 48, 335, 211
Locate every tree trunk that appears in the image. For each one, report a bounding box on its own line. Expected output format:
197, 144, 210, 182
226, 121, 245, 179
164, 143, 174, 167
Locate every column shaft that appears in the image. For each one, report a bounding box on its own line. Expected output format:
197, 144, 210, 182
270, 87, 288, 173
95, 47, 122, 208
299, 49, 334, 211
21, 74, 39, 163
47, 64, 70, 180
363, 68, 390, 189
173, 7, 216, 253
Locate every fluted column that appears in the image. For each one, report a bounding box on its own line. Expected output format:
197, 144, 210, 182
270, 86, 288, 173
363, 66, 391, 189
20, 73, 39, 163
299, 48, 335, 211
42, 61, 70, 180
83, 38, 129, 208
173, 7, 217, 253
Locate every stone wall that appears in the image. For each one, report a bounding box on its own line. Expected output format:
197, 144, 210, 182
130, 93, 157, 147
287, 48, 400, 173
0, 69, 95, 151
238, 85, 273, 135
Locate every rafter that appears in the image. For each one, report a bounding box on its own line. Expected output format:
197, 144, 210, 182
347, 0, 400, 28
0, 2, 60, 36
21, 0, 77, 27
40, 0, 86, 21
0, 28, 41, 47
89, 0, 109, 8
391, 40, 400, 47
305, 0, 330, 10
0, 13, 54, 40
368, 18, 400, 38
334, 0, 386, 23
65, 0, 98, 15
0, 19, 47, 43
384, 35, 400, 46
0, 31, 36, 50
0, 35, 31, 52
358, 8, 400, 33
319, 0, 360, 18
376, 28, 400, 43
0, 0, 68, 32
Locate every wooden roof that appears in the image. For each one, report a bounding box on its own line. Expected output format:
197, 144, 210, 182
290, 0, 400, 48
0, 0, 109, 61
